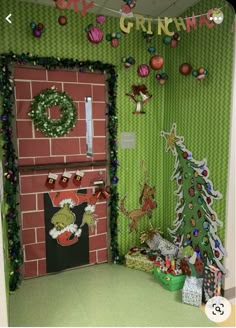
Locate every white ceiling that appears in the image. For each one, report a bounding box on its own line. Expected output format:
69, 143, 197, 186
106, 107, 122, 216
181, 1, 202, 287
19, 0, 202, 18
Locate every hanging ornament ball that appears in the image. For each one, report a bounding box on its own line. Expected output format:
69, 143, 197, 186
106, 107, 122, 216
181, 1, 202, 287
188, 187, 195, 197
179, 63, 192, 75
197, 183, 202, 190
33, 28, 42, 38
111, 38, 119, 48
163, 35, 172, 45
37, 23, 44, 31
194, 171, 199, 178
182, 151, 188, 158
31, 22, 37, 30
170, 39, 178, 48
173, 32, 179, 40
193, 229, 199, 237
116, 32, 122, 39
156, 74, 161, 80
190, 218, 196, 226
204, 69, 209, 76
198, 196, 203, 205
192, 69, 198, 77
148, 46, 156, 54
149, 55, 164, 70
127, 56, 135, 65
186, 233, 191, 240
58, 16, 67, 26
197, 210, 202, 218
198, 67, 205, 75
207, 197, 212, 204
137, 64, 150, 77
87, 26, 103, 44
96, 15, 106, 25
203, 221, 209, 230
106, 34, 112, 41
189, 202, 193, 210
202, 169, 208, 177
214, 250, 220, 258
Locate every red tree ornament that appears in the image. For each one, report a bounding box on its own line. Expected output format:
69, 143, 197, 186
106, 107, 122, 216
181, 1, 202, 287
179, 63, 192, 75
137, 64, 150, 77
149, 55, 164, 70
87, 26, 103, 44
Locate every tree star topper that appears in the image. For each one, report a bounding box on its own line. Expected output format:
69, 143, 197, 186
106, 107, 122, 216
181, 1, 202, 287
160, 123, 184, 155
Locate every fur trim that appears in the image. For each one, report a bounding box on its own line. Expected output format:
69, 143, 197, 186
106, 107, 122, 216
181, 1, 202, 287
49, 224, 78, 239
59, 198, 76, 208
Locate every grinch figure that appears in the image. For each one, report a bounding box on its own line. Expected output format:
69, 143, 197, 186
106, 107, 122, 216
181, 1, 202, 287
49, 200, 82, 246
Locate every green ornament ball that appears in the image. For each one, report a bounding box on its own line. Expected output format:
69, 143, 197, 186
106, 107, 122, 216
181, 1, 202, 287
192, 69, 198, 77
106, 34, 112, 41
163, 35, 172, 45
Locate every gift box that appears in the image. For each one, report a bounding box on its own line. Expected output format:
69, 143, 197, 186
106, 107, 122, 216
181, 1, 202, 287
202, 265, 223, 303
140, 228, 162, 250
153, 265, 186, 291
182, 276, 203, 307
125, 251, 154, 273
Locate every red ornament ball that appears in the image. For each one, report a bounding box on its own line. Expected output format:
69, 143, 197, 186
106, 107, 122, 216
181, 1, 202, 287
170, 39, 178, 48
202, 169, 208, 177
197, 210, 202, 218
179, 63, 192, 75
188, 187, 195, 197
87, 26, 103, 44
182, 151, 188, 158
37, 23, 44, 31
149, 55, 164, 70
58, 16, 67, 26
214, 250, 220, 258
111, 38, 119, 48
137, 64, 150, 77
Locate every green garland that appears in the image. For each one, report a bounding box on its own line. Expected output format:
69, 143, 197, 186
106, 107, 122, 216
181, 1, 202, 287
29, 87, 77, 137
0, 52, 120, 291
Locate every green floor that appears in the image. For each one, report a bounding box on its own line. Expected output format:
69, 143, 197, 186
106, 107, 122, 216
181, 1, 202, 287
9, 263, 216, 327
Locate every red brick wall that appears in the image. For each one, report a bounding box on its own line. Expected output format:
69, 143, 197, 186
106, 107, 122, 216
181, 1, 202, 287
14, 67, 108, 278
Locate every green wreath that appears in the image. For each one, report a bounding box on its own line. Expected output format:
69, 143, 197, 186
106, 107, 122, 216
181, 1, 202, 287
29, 87, 77, 137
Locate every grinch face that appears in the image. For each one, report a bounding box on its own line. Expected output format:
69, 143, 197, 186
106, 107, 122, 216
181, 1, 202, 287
51, 204, 76, 230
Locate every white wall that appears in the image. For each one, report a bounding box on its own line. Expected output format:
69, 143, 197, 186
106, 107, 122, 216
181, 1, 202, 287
224, 24, 236, 292
0, 207, 8, 327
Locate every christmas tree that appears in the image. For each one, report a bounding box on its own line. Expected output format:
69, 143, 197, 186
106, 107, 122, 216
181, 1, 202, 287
161, 124, 225, 273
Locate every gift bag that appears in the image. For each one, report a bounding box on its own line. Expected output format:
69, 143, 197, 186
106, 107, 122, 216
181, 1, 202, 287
202, 265, 222, 303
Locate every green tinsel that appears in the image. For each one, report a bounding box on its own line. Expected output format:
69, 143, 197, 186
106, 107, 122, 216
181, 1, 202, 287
29, 87, 77, 137
0, 52, 121, 291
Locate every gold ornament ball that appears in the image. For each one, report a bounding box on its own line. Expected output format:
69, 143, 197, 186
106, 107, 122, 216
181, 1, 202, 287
149, 55, 164, 70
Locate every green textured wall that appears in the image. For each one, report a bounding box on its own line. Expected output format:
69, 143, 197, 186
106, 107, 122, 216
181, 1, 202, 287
0, 0, 234, 259
0, 0, 164, 256
163, 0, 234, 242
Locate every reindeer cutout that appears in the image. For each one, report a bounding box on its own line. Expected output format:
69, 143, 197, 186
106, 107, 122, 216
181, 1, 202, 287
120, 183, 157, 233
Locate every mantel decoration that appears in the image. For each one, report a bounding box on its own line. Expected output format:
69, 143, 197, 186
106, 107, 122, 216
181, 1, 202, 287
0, 52, 120, 290
29, 86, 77, 137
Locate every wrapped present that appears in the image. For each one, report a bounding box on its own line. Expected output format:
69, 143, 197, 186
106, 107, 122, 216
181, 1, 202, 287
203, 265, 223, 303
157, 236, 179, 257
182, 276, 203, 307
153, 265, 186, 291
125, 249, 154, 273
140, 227, 162, 250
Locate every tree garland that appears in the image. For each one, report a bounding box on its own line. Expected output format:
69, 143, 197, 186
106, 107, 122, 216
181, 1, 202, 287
29, 87, 77, 137
0, 52, 120, 291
